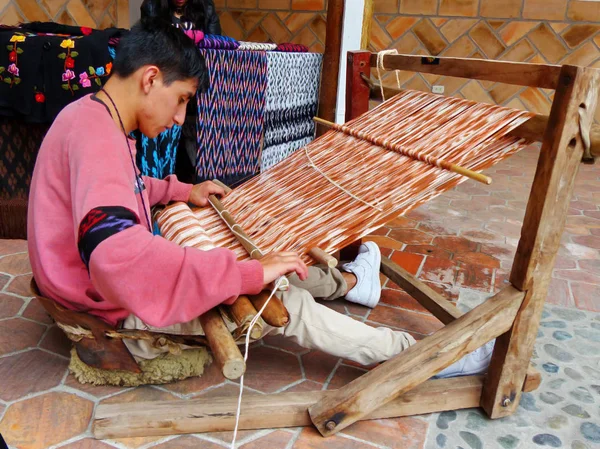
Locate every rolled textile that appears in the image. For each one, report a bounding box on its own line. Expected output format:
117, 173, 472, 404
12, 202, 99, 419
237, 41, 277, 51
275, 43, 309, 53
195, 49, 268, 187
261, 52, 322, 171
198, 34, 239, 50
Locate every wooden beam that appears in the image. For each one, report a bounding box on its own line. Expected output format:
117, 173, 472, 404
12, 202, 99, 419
199, 309, 245, 380
380, 257, 460, 324
345, 51, 372, 121
482, 65, 600, 419
317, 0, 345, 136
93, 376, 483, 439
308, 285, 525, 436
370, 54, 562, 89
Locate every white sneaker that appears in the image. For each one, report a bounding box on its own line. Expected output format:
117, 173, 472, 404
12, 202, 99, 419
341, 241, 382, 308
434, 340, 495, 378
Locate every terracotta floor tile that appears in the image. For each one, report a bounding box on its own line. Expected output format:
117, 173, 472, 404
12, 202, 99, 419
283, 379, 324, 392
403, 244, 452, 260
237, 345, 302, 393
0, 349, 68, 401
341, 416, 429, 449
388, 228, 434, 245
22, 297, 53, 324
385, 216, 418, 229
0, 272, 11, 289
420, 257, 458, 285
161, 357, 224, 395
554, 255, 578, 270
432, 236, 479, 253
554, 269, 600, 285
59, 438, 119, 448
363, 235, 405, 250
326, 364, 368, 390
302, 350, 339, 383
422, 281, 459, 302
485, 220, 523, 239
293, 427, 379, 448
4, 273, 32, 298
0, 239, 27, 256
0, 317, 46, 356
100, 386, 180, 448
417, 221, 459, 236
39, 325, 72, 357
153, 436, 223, 449
545, 278, 575, 308
0, 253, 31, 275
0, 392, 93, 449
571, 282, 600, 312
578, 258, 600, 274
0, 293, 24, 319
263, 333, 308, 354
390, 252, 424, 275
572, 235, 600, 249
455, 263, 494, 292
240, 430, 294, 448
64, 373, 127, 398
367, 305, 443, 335
380, 288, 430, 314
453, 251, 501, 268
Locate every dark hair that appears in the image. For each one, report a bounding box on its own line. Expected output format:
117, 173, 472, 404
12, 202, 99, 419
142, 0, 206, 31
112, 17, 208, 91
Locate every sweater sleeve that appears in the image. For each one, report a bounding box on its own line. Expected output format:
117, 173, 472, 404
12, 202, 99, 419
143, 175, 193, 207
69, 134, 264, 327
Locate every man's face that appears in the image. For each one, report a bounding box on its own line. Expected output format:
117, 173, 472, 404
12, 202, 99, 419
139, 74, 197, 139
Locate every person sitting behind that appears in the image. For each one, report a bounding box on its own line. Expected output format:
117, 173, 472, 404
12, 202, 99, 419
141, 0, 221, 33
27, 18, 492, 378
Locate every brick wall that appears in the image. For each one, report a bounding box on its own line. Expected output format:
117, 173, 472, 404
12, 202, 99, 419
0, 0, 129, 28
370, 0, 600, 121
216, 0, 327, 52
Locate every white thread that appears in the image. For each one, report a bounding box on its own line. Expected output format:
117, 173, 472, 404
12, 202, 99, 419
304, 147, 383, 212
376, 49, 401, 102
230, 277, 286, 449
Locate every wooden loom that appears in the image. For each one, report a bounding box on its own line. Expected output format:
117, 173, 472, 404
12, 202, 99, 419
92, 52, 599, 439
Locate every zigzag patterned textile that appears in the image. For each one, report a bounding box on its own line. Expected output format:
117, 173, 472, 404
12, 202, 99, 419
134, 125, 183, 179
198, 34, 239, 50
261, 52, 323, 171
195, 49, 268, 186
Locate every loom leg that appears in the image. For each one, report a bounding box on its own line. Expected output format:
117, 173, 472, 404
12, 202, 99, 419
481, 66, 600, 418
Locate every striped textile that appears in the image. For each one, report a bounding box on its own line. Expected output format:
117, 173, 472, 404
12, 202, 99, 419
195, 49, 268, 187
154, 202, 216, 250
275, 43, 309, 52
198, 34, 239, 50
261, 52, 323, 171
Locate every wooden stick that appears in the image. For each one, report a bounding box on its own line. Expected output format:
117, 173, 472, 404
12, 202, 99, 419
308, 247, 338, 268
207, 194, 289, 291
93, 376, 483, 439
199, 308, 245, 380
482, 65, 600, 419
226, 296, 262, 340
370, 53, 562, 90
248, 290, 289, 327
308, 285, 525, 436
360, 0, 373, 50
314, 117, 492, 185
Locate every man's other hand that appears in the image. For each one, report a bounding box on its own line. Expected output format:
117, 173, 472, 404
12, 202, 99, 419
188, 180, 225, 207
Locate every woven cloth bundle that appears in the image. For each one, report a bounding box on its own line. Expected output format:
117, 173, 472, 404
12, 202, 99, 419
261, 52, 322, 171
275, 43, 309, 52
159, 89, 534, 265
134, 125, 182, 179
198, 34, 239, 50
238, 41, 277, 51
195, 49, 268, 186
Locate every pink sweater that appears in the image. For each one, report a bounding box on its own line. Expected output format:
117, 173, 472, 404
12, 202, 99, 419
28, 95, 263, 327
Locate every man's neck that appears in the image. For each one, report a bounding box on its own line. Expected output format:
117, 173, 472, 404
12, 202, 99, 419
95, 78, 137, 135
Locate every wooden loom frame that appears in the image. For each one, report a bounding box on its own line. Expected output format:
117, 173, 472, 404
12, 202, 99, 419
92, 53, 600, 439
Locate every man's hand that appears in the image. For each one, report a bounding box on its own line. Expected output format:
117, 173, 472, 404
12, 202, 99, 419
259, 251, 308, 285
188, 181, 225, 207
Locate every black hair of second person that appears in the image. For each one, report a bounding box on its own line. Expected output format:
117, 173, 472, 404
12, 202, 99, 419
112, 17, 208, 92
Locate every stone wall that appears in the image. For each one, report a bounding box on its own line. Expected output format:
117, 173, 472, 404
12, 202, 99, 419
0, 0, 129, 28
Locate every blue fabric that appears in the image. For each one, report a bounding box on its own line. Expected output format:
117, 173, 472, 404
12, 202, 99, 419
134, 125, 182, 179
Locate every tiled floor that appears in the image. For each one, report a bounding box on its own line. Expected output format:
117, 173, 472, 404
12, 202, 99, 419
0, 147, 599, 448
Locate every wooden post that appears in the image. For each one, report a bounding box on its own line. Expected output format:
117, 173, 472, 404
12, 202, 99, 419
308, 286, 525, 436
481, 65, 600, 418
317, 0, 345, 136
345, 50, 372, 121
360, 0, 374, 50
199, 309, 245, 380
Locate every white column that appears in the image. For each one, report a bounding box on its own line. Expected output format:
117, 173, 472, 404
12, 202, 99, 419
335, 0, 366, 124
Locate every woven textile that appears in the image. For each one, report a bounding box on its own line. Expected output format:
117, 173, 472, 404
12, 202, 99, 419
261, 52, 322, 171
196, 49, 268, 187
238, 41, 277, 51
134, 125, 183, 179
275, 43, 309, 53
198, 34, 239, 50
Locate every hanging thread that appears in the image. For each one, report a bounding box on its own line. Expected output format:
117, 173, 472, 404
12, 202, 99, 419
376, 49, 401, 102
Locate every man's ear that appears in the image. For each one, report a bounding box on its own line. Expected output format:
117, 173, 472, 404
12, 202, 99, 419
141, 66, 160, 94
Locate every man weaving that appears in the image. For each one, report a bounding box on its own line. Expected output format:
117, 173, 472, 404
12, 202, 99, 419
28, 18, 491, 383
